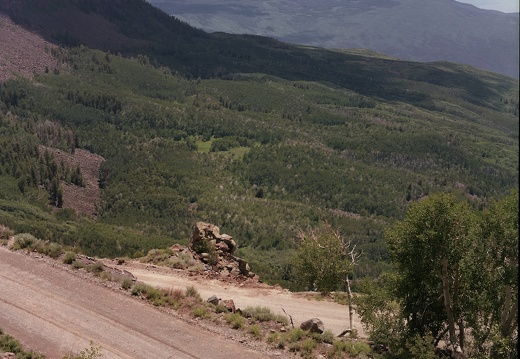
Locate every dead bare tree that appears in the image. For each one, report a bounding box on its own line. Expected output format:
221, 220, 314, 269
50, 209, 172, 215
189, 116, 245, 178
343, 240, 361, 334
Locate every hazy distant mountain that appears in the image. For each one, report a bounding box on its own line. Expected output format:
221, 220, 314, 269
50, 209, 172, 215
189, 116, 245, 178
147, 0, 519, 79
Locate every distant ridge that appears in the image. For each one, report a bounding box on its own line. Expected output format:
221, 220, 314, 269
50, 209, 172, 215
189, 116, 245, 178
147, 0, 519, 79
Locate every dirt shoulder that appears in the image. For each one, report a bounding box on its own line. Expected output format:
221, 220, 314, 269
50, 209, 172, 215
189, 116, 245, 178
109, 259, 366, 338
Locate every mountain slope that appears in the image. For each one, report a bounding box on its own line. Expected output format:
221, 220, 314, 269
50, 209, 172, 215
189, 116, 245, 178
147, 0, 520, 79
0, 0, 518, 286
1, 0, 517, 110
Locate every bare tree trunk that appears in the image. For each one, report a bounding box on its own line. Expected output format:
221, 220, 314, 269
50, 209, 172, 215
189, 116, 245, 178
501, 284, 518, 338
442, 257, 457, 347
458, 320, 465, 352
345, 276, 354, 331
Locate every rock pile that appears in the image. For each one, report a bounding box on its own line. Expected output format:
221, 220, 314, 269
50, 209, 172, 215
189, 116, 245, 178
189, 222, 258, 282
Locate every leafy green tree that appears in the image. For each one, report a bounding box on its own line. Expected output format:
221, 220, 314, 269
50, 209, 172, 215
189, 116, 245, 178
472, 191, 518, 357
374, 191, 518, 357
385, 193, 478, 352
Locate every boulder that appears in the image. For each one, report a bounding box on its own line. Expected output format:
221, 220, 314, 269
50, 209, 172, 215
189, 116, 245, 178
207, 295, 220, 305
221, 299, 236, 313
300, 318, 324, 334
1, 353, 16, 359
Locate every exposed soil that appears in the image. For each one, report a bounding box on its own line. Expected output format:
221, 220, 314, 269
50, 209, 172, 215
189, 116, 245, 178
39, 146, 105, 218
0, 13, 58, 83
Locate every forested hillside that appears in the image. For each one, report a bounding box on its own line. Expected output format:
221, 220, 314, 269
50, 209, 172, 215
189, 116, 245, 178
0, 0, 518, 287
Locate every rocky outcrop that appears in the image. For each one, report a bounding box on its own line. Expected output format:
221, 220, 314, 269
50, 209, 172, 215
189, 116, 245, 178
189, 222, 258, 283
190, 222, 237, 255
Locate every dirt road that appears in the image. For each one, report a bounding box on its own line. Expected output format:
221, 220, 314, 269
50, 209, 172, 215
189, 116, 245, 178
122, 262, 365, 337
0, 248, 277, 359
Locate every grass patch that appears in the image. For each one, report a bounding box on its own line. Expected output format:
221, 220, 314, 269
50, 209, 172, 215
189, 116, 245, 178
241, 306, 288, 325
192, 306, 209, 319
247, 324, 263, 339
224, 312, 245, 329
130, 283, 182, 307
121, 278, 133, 290
140, 248, 173, 264
328, 340, 372, 358
185, 285, 201, 300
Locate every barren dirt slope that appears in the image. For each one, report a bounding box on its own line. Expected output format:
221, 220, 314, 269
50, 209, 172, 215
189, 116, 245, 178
0, 13, 57, 82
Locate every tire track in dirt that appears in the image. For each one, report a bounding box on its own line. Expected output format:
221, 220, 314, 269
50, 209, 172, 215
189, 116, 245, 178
0, 273, 201, 359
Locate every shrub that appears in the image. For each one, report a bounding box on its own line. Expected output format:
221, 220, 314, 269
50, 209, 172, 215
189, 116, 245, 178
86, 261, 104, 273
46, 242, 63, 259
327, 340, 373, 359
0, 225, 14, 240
274, 314, 289, 325
63, 251, 77, 264
187, 263, 204, 272
267, 331, 279, 344
215, 303, 229, 313
224, 312, 245, 329
327, 340, 351, 358
140, 248, 173, 264
71, 260, 85, 270
287, 341, 301, 352
167, 252, 199, 269
12, 233, 37, 250
0, 328, 46, 358
344, 341, 371, 357
99, 272, 114, 281
56, 208, 77, 221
